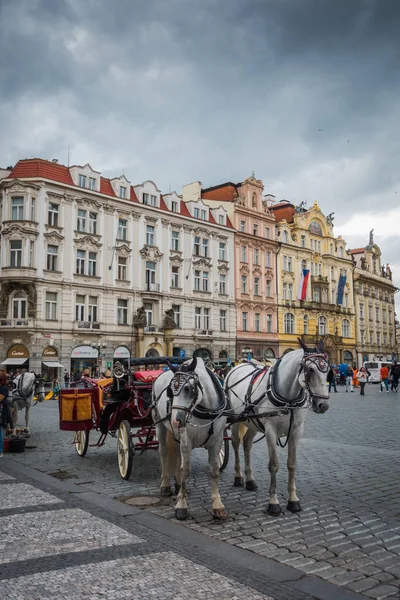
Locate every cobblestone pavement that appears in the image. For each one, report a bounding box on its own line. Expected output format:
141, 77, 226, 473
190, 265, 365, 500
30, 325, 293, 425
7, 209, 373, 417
5, 384, 400, 599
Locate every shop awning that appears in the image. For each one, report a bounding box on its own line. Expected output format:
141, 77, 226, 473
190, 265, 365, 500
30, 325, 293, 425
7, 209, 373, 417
42, 361, 64, 368
1, 358, 28, 366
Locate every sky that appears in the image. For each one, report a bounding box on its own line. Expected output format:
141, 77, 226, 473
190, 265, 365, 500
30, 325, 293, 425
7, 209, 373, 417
0, 0, 399, 300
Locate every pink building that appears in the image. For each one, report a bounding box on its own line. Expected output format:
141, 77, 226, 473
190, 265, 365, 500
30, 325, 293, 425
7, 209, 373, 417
202, 174, 279, 361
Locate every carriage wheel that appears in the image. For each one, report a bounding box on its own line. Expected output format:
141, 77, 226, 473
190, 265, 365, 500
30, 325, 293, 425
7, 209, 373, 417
74, 430, 89, 457
218, 437, 230, 472
117, 420, 133, 480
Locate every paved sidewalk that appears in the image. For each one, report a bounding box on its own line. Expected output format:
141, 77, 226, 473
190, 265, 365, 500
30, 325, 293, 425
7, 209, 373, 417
0, 460, 366, 600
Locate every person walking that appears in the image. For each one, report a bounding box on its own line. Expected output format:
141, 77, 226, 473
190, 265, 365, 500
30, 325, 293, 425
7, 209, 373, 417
389, 362, 400, 392
346, 365, 354, 393
63, 371, 70, 388
352, 365, 359, 388
380, 363, 390, 393
357, 367, 368, 396
0, 373, 13, 457
327, 365, 337, 393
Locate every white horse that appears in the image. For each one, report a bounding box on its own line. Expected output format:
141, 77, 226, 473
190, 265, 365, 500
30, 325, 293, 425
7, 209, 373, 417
11, 372, 45, 433
226, 340, 330, 515
152, 356, 227, 520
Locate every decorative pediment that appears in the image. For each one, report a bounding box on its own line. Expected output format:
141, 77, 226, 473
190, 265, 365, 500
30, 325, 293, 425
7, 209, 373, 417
264, 268, 274, 279
140, 245, 163, 261
217, 262, 230, 273
74, 235, 102, 250
193, 227, 209, 237
116, 244, 132, 258
131, 211, 141, 221
265, 305, 277, 313
75, 197, 103, 210
3, 179, 40, 193
240, 264, 250, 274
0, 281, 37, 318
282, 271, 295, 282
1, 223, 39, 238
193, 257, 212, 269
252, 266, 262, 276
145, 216, 157, 225
169, 254, 184, 265
117, 209, 131, 218
44, 231, 65, 243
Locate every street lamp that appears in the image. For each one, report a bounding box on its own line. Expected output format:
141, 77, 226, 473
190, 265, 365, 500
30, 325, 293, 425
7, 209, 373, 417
91, 341, 107, 357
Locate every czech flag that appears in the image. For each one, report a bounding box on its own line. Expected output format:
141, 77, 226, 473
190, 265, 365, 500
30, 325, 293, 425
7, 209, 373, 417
297, 268, 310, 300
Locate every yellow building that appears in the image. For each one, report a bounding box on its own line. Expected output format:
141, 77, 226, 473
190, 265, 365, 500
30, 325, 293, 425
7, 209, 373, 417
272, 201, 356, 365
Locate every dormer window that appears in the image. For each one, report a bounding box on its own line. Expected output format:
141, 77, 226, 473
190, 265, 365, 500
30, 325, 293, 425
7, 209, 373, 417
79, 174, 86, 188
201, 209, 206, 220
88, 177, 96, 191
150, 195, 157, 207
120, 186, 126, 199
194, 208, 200, 218
172, 201, 178, 213
218, 215, 224, 225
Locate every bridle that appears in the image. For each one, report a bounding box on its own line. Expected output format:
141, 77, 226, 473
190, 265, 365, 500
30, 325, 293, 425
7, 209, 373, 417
169, 370, 203, 425
300, 352, 329, 401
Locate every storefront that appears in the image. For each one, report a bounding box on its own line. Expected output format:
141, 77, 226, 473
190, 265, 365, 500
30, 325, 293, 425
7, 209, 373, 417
42, 346, 64, 383
70, 345, 99, 380
1, 344, 29, 373
113, 345, 131, 368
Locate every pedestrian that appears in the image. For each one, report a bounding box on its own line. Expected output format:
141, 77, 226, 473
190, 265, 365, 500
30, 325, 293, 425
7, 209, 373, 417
346, 365, 354, 393
0, 373, 13, 457
105, 368, 111, 378
52, 378, 60, 400
352, 365, 359, 388
357, 367, 368, 396
63, 371, 70, 388
389, 362, 400, 392
327, 365, 337, 393
379, 363, 390, 393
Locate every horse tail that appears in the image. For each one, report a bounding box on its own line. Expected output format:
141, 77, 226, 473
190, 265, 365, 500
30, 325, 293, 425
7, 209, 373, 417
166, 429, 180, 477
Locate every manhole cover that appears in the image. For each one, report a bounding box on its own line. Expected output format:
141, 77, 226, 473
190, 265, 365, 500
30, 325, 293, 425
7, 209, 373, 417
49, 470, 77, 481
124, 496, 160, 507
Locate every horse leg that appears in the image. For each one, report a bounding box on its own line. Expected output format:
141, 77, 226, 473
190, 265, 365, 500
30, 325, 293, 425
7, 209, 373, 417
231, 423, 244, 487
266, 430, 281, 515
25, 402, 31, 431
286, 421, 304, 513
174, 433, 191, 520
208, 439, 227, 519
243, 428, 258, 491
157, 424, 172, 497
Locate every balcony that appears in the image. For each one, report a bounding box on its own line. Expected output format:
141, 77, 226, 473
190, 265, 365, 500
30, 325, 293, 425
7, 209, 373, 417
0, 319, 32, 327
311, 275, 329, 285
144, 325, 163, 333
198, 330, 213, 336
76, 321, 101, 330
146, 283, 160, 293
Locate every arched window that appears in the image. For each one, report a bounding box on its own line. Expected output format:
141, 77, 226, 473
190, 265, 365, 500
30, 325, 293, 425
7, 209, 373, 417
303, 314, 308, 334
12, 292, 26, 319
284, 313, 295, 334
342, 319, 350, 338
282, 230, 289, 243
343, 350, 353, 364
317, 315, 327, 336
264, 348, 275, 359
219, 350, 228, 360
146, 348, 159, 358
252, 193, 257, 208
193, 348, 212, 360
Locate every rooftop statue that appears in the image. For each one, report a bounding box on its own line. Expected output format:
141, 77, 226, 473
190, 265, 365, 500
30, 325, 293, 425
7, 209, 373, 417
326, 212, 335, 226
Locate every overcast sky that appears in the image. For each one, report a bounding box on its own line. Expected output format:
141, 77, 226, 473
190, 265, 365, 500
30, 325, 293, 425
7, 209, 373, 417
1, 0, 399, 299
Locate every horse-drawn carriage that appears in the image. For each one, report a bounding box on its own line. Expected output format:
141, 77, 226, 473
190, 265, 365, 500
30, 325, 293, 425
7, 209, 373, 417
59, 356, 230, 480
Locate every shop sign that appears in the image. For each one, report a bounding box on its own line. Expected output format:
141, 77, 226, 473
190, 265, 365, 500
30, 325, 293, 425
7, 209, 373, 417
7, 344, 29, 358
113, 346, 130, 359
71, 345, 98, 358
42, 346, 58, 357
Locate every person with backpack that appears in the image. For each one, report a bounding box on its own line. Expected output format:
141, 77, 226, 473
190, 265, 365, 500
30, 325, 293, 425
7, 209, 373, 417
390, 362, 400, 392
346, 365, 354, 393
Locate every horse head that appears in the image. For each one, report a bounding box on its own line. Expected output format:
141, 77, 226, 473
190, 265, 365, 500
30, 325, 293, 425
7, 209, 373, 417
169, 356, 206, 429
297, 339, 330, 413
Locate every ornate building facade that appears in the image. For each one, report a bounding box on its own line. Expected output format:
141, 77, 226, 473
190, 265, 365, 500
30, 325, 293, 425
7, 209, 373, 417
0, 158, 236, 377
349, 233, 397, 365
200, 174, 279, 360
272, 201, 356, 365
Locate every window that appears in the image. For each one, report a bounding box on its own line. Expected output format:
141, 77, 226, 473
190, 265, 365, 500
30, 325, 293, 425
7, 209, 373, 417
143, 193, 149, 205
202, 238, 209, 257
303, 314, 308, 334
313, 287, 320, 302
150, 195, 157, 207
29, 240, 34, 267
30, 198, 35, 221
117, 299, 128, 325
241, 275, 247, 294
118, 218, 127, 241
368, 305, 372, 319
88, 296, 98, 322
219, 274, 226, 295
194, 208, 200, 218
220, 309, 227, 331
194, 270, 201, 291
75, 294, 85, 321
203, 308, 210, 330
78, 174, 86, 188
283, 282, 288, 300
45, 292, 57, 320
48, 203, 59, 226
11, 197, 24, 220
301, 235, 306, 248
171, 231, 179, 251
267, 314, 272, 333
318, 316, 327, 335
284, 313, 294, 334
242, 312, 248, 331
321, 288, 328, 303
253, 224, 258, 236
120, 186, 126, 199
383, 334, 387, 346
361, 330, 365, 345
144, 302, 153, 325
288, 283, 293, 300
339, 246, 344, 258
88, 252, 97, 276
194, 236, 200, 256
47, 245, 58, 271
145, 261, 156, 287
282, 231, 289, 243
255, 313, 260, 332
342, 319, 350, 338
283, 255, 287, 270
172, 304, 181, 328
254, 248, 259, 265
89, 212, 97, 235
218, 215, 224, 225
266, 279, 271, 297
240, 220, 246, 233
317, 241, 321, 253
359, 303, 364, 318
146, 225, 155, 246
219, 242, 226, 260
202, 271, 209, 292
287, 257, 293, 272
171, 265, 179, 288
369, 332, 373, 345
266, 251, 271, 267
117, 256, 127, 280
241, 246, 247, 262
171, 201, 178, 213
76, 249, 85, 274
265, 227, 270, 239
195, 307, 201, 329
201, 209, 206, 220
88, 177, 96, 191
382, 309, 387, 323
13, 292, 26, 319
77, 209, 86, 232
375, 307, 380, 322
254, 277, 260, 295
10, 240, 22, 267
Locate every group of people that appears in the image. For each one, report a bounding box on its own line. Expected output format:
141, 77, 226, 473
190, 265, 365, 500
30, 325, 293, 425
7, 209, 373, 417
327, 362, 400, 396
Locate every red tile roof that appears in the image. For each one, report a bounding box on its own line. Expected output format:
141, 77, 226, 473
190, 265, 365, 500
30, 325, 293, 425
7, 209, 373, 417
9, 158, 74, 186
348, 247, 365, 254
100, 178, 116, 197
130, 187, 139, 203
160, 196, 169, 211
271, 203, 296, 223
202, 182, 240, 202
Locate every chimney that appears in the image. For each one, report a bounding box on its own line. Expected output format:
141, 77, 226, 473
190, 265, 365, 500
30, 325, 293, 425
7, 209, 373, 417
52, 158, 58, 163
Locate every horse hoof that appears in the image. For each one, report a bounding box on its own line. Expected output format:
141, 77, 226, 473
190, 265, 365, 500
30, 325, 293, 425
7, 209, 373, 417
234, 477, 244, 487
267, 503, 282, 516
213, 508, 228, 520
175, 508, 189, 521
160, 486, 172, 497
245, 480, 258, 491
174, 484, 181, 495
287, 500, 302, 513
